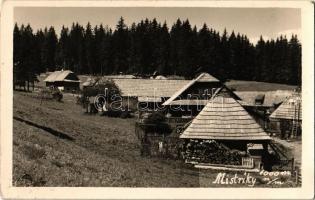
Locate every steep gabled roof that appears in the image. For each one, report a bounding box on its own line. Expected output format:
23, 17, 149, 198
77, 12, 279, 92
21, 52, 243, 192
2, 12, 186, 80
162, 73, 220, 106
44, 70, 80, 82
166, 86, 241, 106
196, 72, 219, 82
180, 96, 270, 141
269, 92, 302, 120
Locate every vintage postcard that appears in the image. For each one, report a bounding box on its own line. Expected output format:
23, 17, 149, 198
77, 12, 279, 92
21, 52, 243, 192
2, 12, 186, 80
0, 0, 314, 199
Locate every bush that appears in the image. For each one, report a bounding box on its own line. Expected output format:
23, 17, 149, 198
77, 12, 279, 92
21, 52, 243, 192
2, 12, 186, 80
80, 79, 122, 112
52, 90, 63, 102
82, 79, 121, 99
39, 87, 63, 101
143, 112, 172, 135
120, 110, 130, 119
105, 106, 131, 118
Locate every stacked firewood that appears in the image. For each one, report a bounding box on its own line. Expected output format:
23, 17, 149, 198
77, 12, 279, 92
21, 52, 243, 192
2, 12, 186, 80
184, 140, 244, 165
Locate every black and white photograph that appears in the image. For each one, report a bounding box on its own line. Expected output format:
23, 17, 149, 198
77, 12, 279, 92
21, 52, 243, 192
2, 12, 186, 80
0, 0, 314, 199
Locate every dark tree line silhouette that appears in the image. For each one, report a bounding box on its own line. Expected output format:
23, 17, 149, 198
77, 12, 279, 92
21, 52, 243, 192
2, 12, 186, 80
14, 17, 301, 87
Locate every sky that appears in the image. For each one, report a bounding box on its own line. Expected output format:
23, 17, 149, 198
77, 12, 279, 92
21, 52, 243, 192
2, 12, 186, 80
14, 7, 301, 44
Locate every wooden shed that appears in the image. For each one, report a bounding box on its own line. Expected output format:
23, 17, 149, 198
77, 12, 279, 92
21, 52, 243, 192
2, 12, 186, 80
44, 70, 80, 92
180, 95, 272, 170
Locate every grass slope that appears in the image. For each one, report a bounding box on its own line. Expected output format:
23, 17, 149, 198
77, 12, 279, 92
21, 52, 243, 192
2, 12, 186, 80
13, 92, 297, 187
13, 92, 201, 187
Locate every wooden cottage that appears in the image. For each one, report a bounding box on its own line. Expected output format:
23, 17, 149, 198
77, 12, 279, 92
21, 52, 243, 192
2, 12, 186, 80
84, 76, 190, 114
111, 78, 190, 113
162, 85, 241, 132
162, 73, 222, 118
236, 90, 295, 131
180, 95, 272, 170
269, 92, 302, 139
44, 70, 80, 92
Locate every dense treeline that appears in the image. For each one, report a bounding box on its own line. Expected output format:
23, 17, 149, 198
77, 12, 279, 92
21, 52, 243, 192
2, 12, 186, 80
14, 17, 301, 86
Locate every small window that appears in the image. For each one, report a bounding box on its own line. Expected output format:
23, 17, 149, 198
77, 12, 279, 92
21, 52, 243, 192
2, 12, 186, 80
255, 94, 265, 105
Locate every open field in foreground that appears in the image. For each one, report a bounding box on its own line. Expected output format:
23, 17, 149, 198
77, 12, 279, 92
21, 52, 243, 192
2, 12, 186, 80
13, 92, 298, 187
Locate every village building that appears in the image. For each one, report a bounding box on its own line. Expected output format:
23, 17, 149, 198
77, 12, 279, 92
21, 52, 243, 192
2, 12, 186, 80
235, 90, 296, 131
44, 70, 80, 92
161, 73, 242, 133
269, 91, 302, 139
162, 73, 223, 117
136, 84, 244, 160
112, 78, 190, 113
82, 76, 191, 113
81, 72, 222, 115
179, 95, 274, 170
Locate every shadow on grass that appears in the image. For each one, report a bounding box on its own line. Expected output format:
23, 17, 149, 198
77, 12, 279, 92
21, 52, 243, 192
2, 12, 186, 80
13, 116, 75, 141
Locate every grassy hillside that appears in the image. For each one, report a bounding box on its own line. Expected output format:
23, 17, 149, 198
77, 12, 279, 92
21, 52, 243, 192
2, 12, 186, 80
13, 92, 203, 187
13, 92, 298, 187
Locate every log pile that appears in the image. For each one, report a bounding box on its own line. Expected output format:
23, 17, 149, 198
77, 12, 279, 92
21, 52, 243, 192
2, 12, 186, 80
183, 140, 245, 165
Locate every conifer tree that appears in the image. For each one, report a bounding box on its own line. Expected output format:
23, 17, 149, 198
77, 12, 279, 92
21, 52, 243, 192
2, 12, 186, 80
112, 17, 129, 74
13, 20, 302, 86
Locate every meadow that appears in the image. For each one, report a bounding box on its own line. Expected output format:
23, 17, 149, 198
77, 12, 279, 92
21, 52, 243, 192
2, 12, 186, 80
13, 91, 298, 187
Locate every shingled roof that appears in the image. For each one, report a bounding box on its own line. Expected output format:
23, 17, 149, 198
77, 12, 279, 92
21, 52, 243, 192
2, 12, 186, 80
44, 70, 80, 82
166, 86, 241, 106
162, 73, 220, 106
235, 90, 295, 107
111, 78, 190, 98
180, 96, 270, 141
269, 92, 302, 120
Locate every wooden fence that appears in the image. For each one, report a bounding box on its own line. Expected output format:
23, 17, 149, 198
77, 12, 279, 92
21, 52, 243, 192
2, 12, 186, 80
139, 135, 183, 159
242, 157, 254, 168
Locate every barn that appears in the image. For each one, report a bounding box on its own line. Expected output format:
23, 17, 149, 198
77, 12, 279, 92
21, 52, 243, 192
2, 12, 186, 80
44, 70, 80, 92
